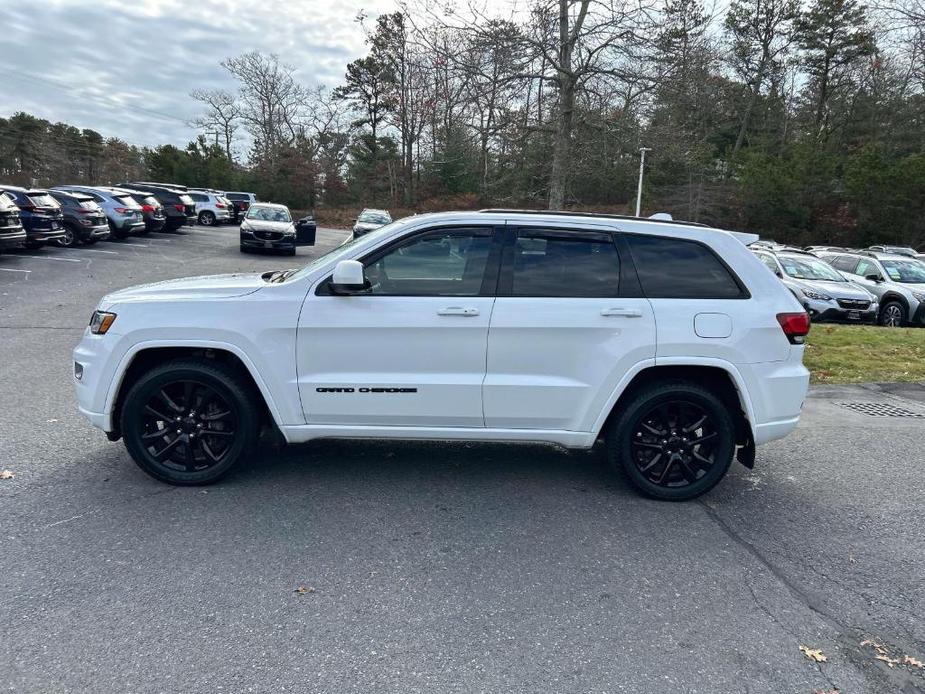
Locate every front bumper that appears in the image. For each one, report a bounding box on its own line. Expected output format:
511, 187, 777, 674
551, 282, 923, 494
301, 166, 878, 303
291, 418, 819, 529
804, 297, 878, 323
241, 235, 296, 251
73, 329, 119, 432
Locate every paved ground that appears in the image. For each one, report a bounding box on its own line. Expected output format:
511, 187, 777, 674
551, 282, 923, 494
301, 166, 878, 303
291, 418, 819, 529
1, 225, 924, 693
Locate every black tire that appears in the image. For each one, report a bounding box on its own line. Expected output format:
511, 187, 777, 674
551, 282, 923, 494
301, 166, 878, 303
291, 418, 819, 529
285, 247, 296, 256
240, 244, 250, 253
108, 221, 129, 240
23, 240, 44, 250
199, 211, 216, 226
121, 358, 260, 485
83, 236, 99, 245
878, 301, 905, 328
606, 381, 735, 501
55, 226, 77, 248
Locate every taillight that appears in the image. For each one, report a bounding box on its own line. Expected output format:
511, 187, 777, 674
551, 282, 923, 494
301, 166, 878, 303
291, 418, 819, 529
142, 204, 155, 213
216, 202, 225, 208
174, 204, 185, 212
19, 204, 36, 212
114, 207, 131, 214
75, 208, 91, 214
776, 312, 810, 344
240, 202, 249, 210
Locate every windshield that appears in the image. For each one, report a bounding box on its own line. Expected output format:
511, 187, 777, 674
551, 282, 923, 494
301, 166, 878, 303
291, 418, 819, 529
358, 211, 390, 224
778, 256, 845, 282
881, 259, 925, 284
247, 206, 291, 222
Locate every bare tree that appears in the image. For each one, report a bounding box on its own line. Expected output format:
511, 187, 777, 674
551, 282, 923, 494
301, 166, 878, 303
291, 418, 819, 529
190, 88, 240, 161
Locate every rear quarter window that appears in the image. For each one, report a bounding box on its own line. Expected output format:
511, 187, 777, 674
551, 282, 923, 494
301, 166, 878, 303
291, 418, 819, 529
625, 234, 747, 299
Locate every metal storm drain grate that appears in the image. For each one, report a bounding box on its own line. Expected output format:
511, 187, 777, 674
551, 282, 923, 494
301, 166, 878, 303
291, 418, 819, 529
836, 402, 925, 418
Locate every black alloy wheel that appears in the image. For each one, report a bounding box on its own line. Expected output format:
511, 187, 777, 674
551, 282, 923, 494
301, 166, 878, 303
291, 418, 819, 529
607, 382, 735, 500
56, 226, 77, 248
121, 359, 259, 485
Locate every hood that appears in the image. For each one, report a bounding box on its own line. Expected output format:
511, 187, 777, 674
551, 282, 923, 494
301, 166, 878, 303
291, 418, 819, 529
100, 273, 266, 308
243, 219, 293, 232
788, 277, 874, 300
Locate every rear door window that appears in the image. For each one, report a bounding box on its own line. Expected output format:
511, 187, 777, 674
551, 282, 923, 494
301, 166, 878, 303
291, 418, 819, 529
625, 234, 746, 299
508, 229, 620, 297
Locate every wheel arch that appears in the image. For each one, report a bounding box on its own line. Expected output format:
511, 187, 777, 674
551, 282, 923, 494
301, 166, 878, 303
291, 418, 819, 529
106, 342, 284, 438
879, 292, 909, 312
593, 360, 755, 446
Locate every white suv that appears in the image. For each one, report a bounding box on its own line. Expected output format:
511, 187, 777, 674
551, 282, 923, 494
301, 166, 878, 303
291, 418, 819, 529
187, 190, 232, 226
73, 211, 810, 500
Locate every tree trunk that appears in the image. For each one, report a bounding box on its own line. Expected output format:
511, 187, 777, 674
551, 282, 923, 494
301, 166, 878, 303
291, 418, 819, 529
548, 0, 581, 211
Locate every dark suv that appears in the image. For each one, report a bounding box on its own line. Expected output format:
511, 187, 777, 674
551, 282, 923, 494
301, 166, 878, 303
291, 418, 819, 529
116, 189, 167, 233
118, 182, 196, 231
0, 192, 27, 250
48, 189, 110, 246
0, 186, 66, 248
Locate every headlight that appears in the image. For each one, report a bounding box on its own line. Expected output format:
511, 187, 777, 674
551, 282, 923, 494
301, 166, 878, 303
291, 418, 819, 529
802, 289, 832, 301
240, 223, 253, 235
89, 310, 117, 335
913, 292, 925, 302
284, 226, 295, 237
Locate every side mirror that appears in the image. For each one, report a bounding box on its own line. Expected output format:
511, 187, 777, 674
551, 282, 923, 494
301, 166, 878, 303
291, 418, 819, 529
330, 260, 368, 294
864, 273, 882, 282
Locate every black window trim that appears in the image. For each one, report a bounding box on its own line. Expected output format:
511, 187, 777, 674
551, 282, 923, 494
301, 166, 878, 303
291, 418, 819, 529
620, 231, 751, 300
315, 224, 505, 297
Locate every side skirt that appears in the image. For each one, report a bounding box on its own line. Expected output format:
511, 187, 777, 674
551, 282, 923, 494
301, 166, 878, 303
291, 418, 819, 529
278, 424, 598, 449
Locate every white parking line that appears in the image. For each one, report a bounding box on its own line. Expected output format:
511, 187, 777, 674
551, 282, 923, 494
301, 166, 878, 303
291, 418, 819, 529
12, 255, 83, 263
0, 267, 31, 273
119, 243, 148, 248
71, 248, 119, 255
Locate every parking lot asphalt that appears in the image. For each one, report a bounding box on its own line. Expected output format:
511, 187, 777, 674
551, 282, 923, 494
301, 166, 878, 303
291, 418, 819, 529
1, 226, 924, 694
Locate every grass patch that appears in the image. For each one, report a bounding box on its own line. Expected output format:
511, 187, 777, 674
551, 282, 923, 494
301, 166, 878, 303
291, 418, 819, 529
804, 324, 925, 384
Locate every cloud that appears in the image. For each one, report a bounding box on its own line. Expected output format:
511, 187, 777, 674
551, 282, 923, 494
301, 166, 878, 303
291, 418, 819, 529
0, 0, 394, 147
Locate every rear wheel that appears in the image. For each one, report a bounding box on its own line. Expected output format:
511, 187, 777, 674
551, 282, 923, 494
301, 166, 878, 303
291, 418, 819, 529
55, 226, 77, 248
878, 301, 905, 327
199, 211, 216, 226
121, 358, 260, 485
83, 236, 99, 245
108, 221, 129, 240
606, 381, 735, 501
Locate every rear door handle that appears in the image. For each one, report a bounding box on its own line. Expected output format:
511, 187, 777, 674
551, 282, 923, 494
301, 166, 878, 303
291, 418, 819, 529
600, 307, 642, 317
437, 307, 480, 316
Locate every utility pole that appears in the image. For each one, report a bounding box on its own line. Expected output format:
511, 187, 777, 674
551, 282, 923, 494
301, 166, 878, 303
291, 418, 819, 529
635, 147, 651, 217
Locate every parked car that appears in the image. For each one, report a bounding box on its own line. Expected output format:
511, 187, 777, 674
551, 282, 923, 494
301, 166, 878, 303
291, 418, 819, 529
819, 251, 925, 327
53, 186, 146, 239
74, 210, 811, 500
0, 186, 66, 248
223, 191, 259, 220
48, 189, 110, 247
0, 192, 27, 250
186, 190, 232, 226
116, 189, 167, 233
118, 182, 196, 231
869, 245, 917, 257
352, 208, 392, 238
295, 213, 317, 246
753, 249, 877, 323
239, 203, 298, 255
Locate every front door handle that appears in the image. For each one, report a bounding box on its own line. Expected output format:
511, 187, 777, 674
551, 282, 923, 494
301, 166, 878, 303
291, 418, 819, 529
437, 307, 480, 316
601, 307, 642, 317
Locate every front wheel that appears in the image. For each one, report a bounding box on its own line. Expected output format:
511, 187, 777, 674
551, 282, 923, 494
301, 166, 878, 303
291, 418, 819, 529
606, 381, 735, 501
878, 301, 905, 327
121, 358, 260, 485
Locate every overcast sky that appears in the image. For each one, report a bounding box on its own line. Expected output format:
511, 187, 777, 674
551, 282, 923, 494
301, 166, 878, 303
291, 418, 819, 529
2, 0, 395, 147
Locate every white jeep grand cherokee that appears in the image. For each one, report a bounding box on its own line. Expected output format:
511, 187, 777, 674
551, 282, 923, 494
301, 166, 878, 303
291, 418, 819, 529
74, 210, 810, 500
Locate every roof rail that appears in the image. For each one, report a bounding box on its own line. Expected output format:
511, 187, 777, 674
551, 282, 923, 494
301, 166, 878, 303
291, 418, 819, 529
476, 208, 712, 228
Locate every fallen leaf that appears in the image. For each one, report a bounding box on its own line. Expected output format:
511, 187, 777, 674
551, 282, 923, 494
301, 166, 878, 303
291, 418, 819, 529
903, 655, 924, 668
0, 470, 13, 480
294, 585, 316, 595
800, 646, 828, 663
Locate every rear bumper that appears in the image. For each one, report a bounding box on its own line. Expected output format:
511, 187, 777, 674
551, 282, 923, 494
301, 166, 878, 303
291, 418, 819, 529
78, 223, 111, 241
25, 226, 66, 243
0, 228, 27, 248
737, 357, 810, 445
145, 218, 167, 232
